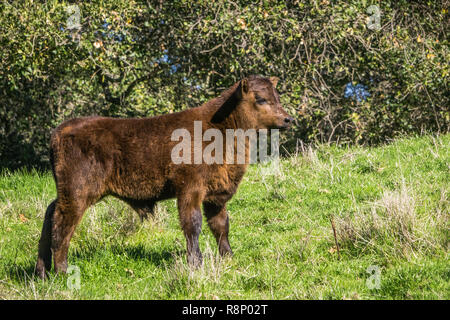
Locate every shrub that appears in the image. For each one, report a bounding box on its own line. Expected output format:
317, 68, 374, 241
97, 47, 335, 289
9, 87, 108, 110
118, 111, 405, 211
0, 0, 448, 169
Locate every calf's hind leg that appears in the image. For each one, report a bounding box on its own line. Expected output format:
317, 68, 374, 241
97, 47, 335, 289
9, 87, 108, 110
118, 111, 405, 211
51, 197, 90, 274
203, 202, 233, 256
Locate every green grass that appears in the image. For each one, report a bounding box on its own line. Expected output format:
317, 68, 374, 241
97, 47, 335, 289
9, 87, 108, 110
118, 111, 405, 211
0, 134, 448, 299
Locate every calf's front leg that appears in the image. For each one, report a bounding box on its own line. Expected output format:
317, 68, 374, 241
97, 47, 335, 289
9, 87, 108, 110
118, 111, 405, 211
177, 190, 204, 266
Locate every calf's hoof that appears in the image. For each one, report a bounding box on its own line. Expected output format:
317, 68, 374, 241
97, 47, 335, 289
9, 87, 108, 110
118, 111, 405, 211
34, 260, 48, 280
187, 253, 203, 268
54, 261, 68, 274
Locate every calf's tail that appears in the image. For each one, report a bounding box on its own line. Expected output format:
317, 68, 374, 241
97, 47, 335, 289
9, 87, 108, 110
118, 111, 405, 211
35, 199, 57, 279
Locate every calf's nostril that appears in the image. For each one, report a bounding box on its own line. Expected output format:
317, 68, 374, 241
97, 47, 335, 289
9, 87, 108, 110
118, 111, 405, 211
284, 117, 294, 123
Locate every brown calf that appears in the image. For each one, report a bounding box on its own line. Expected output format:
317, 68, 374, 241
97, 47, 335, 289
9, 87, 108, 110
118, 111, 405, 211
35, 75, 293, 278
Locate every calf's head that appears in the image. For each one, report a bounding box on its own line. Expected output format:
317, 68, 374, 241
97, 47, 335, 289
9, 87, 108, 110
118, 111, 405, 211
212, 76, 293, 130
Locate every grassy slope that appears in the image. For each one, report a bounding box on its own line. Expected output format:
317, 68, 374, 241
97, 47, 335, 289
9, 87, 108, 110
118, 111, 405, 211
0, 134, 448, 300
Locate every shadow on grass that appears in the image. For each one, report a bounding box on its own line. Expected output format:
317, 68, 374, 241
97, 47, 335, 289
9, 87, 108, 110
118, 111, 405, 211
4, 263, 37, 284
69, 238, 184, 269
4, 241, 184, 285
109, 243, 184, 266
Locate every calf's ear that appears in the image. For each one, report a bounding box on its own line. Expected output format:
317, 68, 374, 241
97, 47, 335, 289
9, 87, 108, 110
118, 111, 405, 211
269, 76, 279, 88
241, 79, 249, 95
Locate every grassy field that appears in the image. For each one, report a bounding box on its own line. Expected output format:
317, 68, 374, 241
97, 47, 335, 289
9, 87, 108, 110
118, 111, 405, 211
0, 134, 448, 300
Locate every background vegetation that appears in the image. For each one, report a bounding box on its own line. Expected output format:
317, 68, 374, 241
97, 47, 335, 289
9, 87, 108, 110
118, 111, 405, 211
0, 0, 448, 169
0, 1, 448, 301
0, 135, 448, 299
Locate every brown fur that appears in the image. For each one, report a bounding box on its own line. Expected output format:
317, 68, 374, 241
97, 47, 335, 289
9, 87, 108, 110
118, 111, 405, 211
35, 75, 292, 278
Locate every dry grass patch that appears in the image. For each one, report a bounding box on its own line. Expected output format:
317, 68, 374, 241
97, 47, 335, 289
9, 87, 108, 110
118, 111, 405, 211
336, 185, 448, 259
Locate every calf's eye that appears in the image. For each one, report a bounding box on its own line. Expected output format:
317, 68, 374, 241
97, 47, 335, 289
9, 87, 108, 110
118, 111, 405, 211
255, 96, 267, 104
